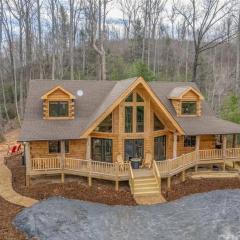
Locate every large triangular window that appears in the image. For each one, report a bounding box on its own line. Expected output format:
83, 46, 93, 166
154, 114, 164, 131
94, 113, 112, 132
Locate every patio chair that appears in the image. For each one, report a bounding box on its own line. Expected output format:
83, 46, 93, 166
116, 154, 125, 171
141, 152, 153, 168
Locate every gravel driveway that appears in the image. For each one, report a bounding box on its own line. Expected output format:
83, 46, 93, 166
14, 190, 240, 240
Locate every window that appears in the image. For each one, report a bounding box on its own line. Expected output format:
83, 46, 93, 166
125, 93, 133, 102
154, 114, 164, 131
94, 114, 112, 132
49, 101, 69, 117
48, 140, 69, 153
184, 136, 196, 147
136, 93, 144, 102
181, 101, 197, 115
136, 106, 144, 132
125, 106, 133, 132
91, 138, 112, 162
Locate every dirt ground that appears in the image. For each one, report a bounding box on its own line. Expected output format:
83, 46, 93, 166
2, 129, 240, 239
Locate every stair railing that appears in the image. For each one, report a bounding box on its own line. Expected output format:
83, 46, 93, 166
153, 160, 161, 192
129, 162, 135, 194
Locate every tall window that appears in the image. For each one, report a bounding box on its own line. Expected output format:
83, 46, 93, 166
49, 140, 69, 153
184, 136, 196, 147
94, 114, 112, 132
124, 91, 145, 133
154, 114, 164, 131
181, 102, 197, 115
136, 106, 144, 132
125, 106, 133, 132
49, 101, 69, 117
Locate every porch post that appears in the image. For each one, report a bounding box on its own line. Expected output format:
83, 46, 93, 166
195, 136, 200, 171
86, 136, 91, 160
222, 135, 227, 171
173, 132, 177, 159
233, 134, 237, 148
60, 140, 65, 183
25, 142, 31, 187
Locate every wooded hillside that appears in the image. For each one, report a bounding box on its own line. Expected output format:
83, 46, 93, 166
0, 0, 240, 137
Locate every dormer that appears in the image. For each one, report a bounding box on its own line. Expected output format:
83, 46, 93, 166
168, 86, 204, 117
41, 86, 76, 120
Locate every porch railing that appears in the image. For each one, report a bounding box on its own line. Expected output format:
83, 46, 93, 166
31, 157, 129, 179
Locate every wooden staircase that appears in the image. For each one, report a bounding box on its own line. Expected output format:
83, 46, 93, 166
131, 176, 160, 197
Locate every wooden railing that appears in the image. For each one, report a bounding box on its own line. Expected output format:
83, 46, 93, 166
198, 149, 223, 161
226, 148, 240, 159
32, 157, 61, 170
32, 157, 129, 179
153, 160, 161, 191
156, 151, 197, 176
129, 162, 135, 194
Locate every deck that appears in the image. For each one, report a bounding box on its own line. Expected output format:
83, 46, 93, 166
28, 148, 240, 192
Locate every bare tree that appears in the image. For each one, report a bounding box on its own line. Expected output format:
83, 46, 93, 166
174, 0, 235, 87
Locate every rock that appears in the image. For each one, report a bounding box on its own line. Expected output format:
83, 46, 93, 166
14, 190, 240, 240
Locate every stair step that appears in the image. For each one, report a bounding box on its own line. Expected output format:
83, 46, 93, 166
134, 190, 160, 196
134, 182, 158, 188
134, 186, 159, 192
134, 177, 156, 183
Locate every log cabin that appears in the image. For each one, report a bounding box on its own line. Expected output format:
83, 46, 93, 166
19, 77, 240, 197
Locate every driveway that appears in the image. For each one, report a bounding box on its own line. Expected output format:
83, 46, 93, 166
14, 189, 240, 240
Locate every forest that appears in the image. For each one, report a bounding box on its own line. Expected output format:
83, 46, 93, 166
0, 0, 240, 140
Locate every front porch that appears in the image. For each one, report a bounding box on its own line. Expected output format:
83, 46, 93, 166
26, 147, 240, 194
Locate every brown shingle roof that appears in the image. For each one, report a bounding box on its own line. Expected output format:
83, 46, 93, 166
19, 78, 240, 141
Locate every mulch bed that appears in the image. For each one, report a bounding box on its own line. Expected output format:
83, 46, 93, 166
0, 197, 26, 240
162, 177, 240, 201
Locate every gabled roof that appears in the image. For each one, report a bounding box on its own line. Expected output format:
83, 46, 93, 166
19, 78, 240, 141
168, 86, 204, 100
41, 86, 76, 99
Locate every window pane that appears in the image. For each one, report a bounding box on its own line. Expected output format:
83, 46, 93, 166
49, 101, 69, 117
136, 106, 144, 132
125, 93, 133, 102
136, 93, 144, 102
65, 140, 69, 153
154, 114, 164, 131
49, 141, 60, 153
95, 114, 112, 132
184, 136, 196, 147
125, 106, 133, 132
181, 102, 197, 115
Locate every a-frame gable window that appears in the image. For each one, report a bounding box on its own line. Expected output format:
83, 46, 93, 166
124, 91, 145, 133
94, 113, 112, 132
154, 114, 165, 131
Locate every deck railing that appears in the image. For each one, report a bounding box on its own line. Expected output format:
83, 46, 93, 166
153, 160, 161, 191
155, 151, 197, 176
32, 157, 61, 170
30, 148, 240, 182
198, 149, 223, 161
32, 157, 129, 179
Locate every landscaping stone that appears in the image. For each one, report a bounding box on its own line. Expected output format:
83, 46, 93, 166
14, 189, 240, 240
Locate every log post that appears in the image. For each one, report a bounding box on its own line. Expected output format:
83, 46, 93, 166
222, 135, 227, 171
25, 142, 31, 187
173, 132, 177, 158
60, 140, 65, 183
167, 176, 171, 189
86, 136, 91, 160
115, 163, 119, 191
181, 170, 186, 182
88, 160, 92, 187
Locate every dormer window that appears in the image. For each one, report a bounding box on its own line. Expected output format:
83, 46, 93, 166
181, 101, 197, 115
49, 101, 69, 117
168, 86, 203, 117
41, 86, 75, 120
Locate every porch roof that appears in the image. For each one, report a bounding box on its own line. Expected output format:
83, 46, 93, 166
19, 78, 240, 141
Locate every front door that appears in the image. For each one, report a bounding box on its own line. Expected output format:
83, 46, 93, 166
124, 139, 144, 161
91, 138, 112, 162
154, 136, 166, 161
